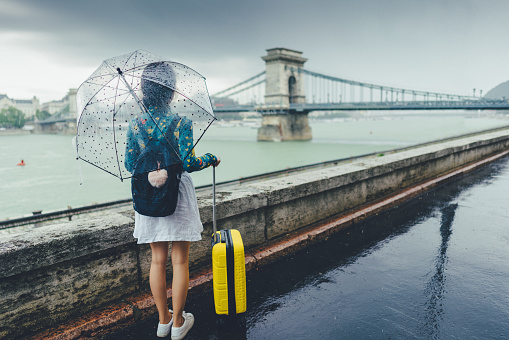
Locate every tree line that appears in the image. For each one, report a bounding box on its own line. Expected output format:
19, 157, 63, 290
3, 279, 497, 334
0, 106, 51, 128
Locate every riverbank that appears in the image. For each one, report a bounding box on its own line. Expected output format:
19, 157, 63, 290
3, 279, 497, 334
0, 128, 31, 136
1, 127, 508, 339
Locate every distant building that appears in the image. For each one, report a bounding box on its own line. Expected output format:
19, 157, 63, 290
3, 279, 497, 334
0, 94, 40, 118
40, 88, 77, 117
0, 89, 78, 121
40, 98, 65, 115
34, 89, 78, 134
211, 96, 238, 107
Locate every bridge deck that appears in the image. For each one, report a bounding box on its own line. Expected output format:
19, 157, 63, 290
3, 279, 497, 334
213, 100, 509, 113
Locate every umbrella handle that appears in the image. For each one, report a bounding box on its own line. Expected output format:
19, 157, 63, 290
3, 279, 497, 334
213, 165, 217, 242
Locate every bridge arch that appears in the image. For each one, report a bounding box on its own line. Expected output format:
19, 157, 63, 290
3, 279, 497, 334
261, 48, 307, 106
288, 75, 297, 103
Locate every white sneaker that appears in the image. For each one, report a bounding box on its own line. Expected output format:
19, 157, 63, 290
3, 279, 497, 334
156, 309, 173, 338
171, 312, 194, 340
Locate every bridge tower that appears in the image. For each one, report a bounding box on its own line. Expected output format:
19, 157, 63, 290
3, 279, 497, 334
257, 48, 312, 141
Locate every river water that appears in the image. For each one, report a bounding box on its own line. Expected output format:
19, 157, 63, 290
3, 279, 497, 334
1, 112, 508, 220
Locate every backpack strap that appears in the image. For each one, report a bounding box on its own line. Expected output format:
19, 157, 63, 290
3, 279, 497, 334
163, 116, 182, 166
164, 116, 181, 139
135, 115, 175, 145
135, 114, 182, 169
136, 116, 150, 142
155, 115, 183, 174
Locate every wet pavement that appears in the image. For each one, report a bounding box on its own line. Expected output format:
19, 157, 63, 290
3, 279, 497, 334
106, 156, 509, 340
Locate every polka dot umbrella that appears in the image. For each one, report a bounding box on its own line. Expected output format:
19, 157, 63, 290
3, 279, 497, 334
75, 50, 216, 180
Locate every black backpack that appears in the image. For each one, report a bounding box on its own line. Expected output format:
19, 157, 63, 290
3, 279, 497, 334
131, 116, 183, 217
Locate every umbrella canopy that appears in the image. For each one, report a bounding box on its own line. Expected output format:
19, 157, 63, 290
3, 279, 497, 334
75, 50, 216, 180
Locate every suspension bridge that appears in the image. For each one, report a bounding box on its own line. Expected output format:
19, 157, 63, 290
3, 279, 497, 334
210, 48, 509, 141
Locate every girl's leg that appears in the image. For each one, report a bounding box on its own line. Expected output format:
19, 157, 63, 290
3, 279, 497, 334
150, 241, 173, 324
171, 241, 190, 327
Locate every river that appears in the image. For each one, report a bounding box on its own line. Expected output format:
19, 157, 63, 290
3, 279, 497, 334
1, 112, 508, 220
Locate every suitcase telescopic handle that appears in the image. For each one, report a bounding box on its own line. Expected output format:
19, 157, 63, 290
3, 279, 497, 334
213, 165, 217, 243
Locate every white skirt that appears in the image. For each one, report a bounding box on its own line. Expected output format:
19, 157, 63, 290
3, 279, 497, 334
133, 172, 203, 244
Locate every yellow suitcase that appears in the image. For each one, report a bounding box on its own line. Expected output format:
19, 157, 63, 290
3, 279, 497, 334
212, 229, 247, 314
211, 167, 247, 315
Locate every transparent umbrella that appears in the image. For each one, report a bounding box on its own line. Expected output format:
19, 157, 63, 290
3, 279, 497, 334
75, 50, 216, 180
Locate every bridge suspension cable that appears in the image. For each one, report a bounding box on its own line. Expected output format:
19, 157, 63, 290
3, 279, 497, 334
297, 68, 478, 104
210, 71, 265, 106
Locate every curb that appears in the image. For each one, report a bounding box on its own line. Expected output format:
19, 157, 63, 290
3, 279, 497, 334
30, 149, 509, 339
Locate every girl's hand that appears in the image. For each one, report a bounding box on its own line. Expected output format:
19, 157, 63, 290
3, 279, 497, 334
214, 156, 221, 167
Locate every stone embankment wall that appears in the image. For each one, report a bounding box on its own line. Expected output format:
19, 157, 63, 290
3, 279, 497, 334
1, 128, 509, 339
0, 129, 31, 136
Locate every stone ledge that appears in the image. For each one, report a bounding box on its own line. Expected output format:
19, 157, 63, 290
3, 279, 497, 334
0, 213, 134, 278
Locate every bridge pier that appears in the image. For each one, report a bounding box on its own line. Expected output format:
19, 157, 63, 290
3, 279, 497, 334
257, 112, 312, 141
257, 48, 312, 141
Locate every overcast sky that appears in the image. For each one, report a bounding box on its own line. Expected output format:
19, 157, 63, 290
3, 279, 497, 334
1, 0, 508, 103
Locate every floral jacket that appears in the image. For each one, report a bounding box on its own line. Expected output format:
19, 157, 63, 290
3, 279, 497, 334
125, 107, 216, 174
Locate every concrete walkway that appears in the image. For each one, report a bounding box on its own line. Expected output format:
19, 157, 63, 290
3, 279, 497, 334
106, 155, 509, 339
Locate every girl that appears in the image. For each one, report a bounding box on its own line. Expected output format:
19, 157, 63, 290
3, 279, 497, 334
125, 62, 219, 339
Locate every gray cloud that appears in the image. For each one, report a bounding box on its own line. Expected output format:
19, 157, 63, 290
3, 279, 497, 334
1, 0, 509, 101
